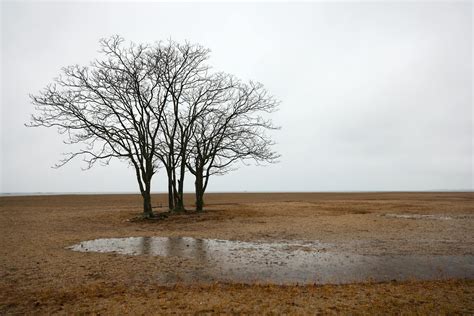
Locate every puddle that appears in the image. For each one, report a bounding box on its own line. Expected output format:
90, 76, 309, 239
384, 214, 455, 220
69, 237, 474, 284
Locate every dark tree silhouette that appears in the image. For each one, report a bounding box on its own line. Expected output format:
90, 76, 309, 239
28, 36, 167, 218
151, 41, 211, 211
28, 36, 280, 216
186, 77, 280, 211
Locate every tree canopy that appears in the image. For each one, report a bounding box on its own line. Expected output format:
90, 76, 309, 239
29, 36, 280, 217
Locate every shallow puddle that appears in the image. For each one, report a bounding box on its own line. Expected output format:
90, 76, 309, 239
384, 214, 455, 220
69, 237, 474, 284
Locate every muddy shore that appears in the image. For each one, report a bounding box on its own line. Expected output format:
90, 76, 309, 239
1, 192, 473, 314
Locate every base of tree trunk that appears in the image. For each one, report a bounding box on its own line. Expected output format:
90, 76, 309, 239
170, 207, 186, 213
140, 211, 169, 220
142, 212, 153, 219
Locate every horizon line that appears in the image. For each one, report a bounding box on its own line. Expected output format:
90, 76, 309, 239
1, 189, 473, 197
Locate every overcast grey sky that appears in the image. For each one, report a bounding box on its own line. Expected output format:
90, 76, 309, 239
1, 1, 472, 193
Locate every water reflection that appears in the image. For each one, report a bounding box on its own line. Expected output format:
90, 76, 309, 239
69, 237, 474, 284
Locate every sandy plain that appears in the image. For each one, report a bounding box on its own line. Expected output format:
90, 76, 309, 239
1, 192, 473, 314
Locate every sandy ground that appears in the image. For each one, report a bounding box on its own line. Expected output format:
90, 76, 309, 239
1, 192, 473, 314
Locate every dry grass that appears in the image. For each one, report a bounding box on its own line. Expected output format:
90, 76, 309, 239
1, 192, 473, 314
2, 280, 473, 314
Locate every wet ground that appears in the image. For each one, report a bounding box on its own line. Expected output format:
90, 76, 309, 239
383, 213, 472, 220
69, 236, 474, 284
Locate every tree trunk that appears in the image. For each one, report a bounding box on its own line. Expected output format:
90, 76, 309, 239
132, 162, 154, 219
175, 155, 187, 211
174, 179, 185, 211
171, 175, 184, 212
166, 167, 174, 210
172, 185, 182, 211
142, 188, 153, 218
170, 166, 184, 212
195, 171, 204, 211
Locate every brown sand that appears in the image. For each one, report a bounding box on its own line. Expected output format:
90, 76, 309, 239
1, 192, 473, 314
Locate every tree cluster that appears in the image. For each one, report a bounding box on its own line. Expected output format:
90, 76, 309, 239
29, 36, 279, 218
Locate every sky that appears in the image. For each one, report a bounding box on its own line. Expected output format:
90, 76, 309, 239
1, 1, 472, 193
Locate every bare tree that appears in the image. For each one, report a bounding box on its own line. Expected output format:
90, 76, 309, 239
186, 78, 280, 211
28, 36, 168, 218
28, 36, 280, 216
152, 41, 211, 211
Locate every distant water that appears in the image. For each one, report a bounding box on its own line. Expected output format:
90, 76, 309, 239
0, 192, 143, 197
2, 190, 472, 197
